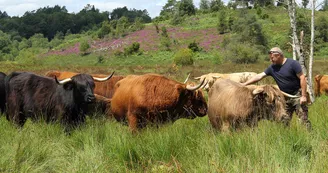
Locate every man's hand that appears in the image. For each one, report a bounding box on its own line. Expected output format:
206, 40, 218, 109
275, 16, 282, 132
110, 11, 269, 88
300, 95, 307, 105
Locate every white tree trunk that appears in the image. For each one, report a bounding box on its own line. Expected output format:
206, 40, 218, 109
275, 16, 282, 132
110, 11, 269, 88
308, 0, 316, 103
287, 0, 315, 103
288, 0, 298, 60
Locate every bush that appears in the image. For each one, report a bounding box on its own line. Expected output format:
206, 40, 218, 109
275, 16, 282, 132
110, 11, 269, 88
173, 48, 194, 66
123, 42, 140, 56
188, 41, 202, 52
79, 40, 90, 55
226, 43, 261, 64
114, 49, 123, 57
97, 55, 105, 64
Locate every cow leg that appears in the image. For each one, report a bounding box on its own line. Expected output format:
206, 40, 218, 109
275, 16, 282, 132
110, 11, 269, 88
221, 121, 231, 132
127, 111, 138, 132
12, 109, 26, 127
208, 116, 223, 131
6, 97, 26, 127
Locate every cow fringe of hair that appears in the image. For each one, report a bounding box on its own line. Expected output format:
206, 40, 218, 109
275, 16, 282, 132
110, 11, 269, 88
249, 86, 285, 126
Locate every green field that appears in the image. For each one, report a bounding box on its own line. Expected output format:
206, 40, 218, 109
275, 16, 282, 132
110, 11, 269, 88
1, 6, 328, 172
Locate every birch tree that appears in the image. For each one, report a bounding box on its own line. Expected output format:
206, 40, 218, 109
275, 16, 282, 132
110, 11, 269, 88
287, 0, 315, 103
308, 0, 315, 102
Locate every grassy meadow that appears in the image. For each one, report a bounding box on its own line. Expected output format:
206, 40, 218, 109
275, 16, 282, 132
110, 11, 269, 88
1, 57, 328, 172
1, 6, 328, 173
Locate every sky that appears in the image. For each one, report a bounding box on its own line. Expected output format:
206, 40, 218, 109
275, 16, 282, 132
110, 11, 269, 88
0, 0, 202, 18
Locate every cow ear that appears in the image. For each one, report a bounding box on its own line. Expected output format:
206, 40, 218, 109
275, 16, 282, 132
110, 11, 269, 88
175, 84, 187, 94
252, 87, 264, 95
63, 81, 75, 90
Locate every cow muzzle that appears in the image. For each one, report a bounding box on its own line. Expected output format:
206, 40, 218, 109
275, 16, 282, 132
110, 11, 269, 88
86, 94, 96, 103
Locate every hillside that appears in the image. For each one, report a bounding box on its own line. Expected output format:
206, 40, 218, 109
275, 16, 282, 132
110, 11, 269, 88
44, 7, 317, 58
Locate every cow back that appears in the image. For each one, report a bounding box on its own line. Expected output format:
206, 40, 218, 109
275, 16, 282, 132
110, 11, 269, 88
208, 79, 254, 120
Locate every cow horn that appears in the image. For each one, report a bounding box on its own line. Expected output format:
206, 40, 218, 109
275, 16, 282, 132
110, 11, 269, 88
184, 73, 191, 84
55, 76, 72, 85
272, 85, 300, 98
212, 75, 221, 79
93, 71, 115, 82
186, 78, 206, 91
280, 91, 300, 98
252, 87, 264, 95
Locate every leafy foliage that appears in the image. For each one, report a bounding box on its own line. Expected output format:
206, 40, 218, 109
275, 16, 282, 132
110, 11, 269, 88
210, 0, 224, 12
315, 16, 328, 42
110, 6, 151, 23
124, 42, 141, 56
188, 41, 202, 52
173, 48, 194, 65
199, 0, 210, 13
226, 42, 261, 64
178, 0, 196, 16
217, 10, 228, 34
232, 13, 268, 50
79, 40, 90, 54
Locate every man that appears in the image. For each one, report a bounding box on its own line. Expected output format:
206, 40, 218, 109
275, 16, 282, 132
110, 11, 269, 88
241, 47, 311, 130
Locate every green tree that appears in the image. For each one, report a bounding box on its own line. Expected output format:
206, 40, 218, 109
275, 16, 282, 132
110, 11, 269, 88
160, 26, 171, 51
130, 17, 145, 32
179, 0, 196, 16
316, 16, 328, 42
200, 0, 210, 12
116, 16, 129, 37
217, 10, 228, 34
322, 0, 328, 11
79, 40, 90, 54
232, 14, 268, 50
97, 21, 111, 38
302, 0, 309, 8
0, 31, 11, 52
29, 33, 49, 48
110, 6, 151, 23
210, 0, 224, 12
160, 0, 178, 20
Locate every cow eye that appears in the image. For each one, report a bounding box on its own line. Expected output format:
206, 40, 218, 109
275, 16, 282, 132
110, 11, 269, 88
80, 87, 86, 92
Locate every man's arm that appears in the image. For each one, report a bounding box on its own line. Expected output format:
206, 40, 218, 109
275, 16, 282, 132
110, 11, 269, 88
297, 72, 307, 104
241, 72, 267, 86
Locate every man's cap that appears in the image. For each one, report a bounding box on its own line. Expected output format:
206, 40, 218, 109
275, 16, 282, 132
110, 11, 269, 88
268, 47, 284, 55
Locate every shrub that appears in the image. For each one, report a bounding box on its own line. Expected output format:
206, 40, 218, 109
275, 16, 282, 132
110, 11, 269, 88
160, 37, 171, 51
124, 42, 140, 56
188, 41, 202, 52
261, 14, 269, 19
173, 48, 194, 66
113, 49, 124, 57
79, 40, 90, 55
97, 55, 105, 64
226, 42, 261, 64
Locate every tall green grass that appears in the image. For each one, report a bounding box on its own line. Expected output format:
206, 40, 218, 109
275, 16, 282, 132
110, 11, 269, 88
0, 96, 327, 172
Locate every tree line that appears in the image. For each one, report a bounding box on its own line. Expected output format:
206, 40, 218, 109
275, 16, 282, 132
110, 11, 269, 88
0, 4, 151, 41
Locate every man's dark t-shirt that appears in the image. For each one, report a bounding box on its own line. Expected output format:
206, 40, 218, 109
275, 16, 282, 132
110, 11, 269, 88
264, 58, 302, 95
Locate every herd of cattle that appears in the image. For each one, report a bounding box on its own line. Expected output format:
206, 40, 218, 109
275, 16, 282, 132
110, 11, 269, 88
0, 70, 327, 132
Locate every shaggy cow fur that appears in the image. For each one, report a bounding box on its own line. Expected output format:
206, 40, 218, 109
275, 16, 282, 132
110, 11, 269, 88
45, 70, 123, 116
314, 74, 328, 97
0, 72, 6, 114
208, 79, 288, 131
5, 72, 99, 130
110, 74, 208, 132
